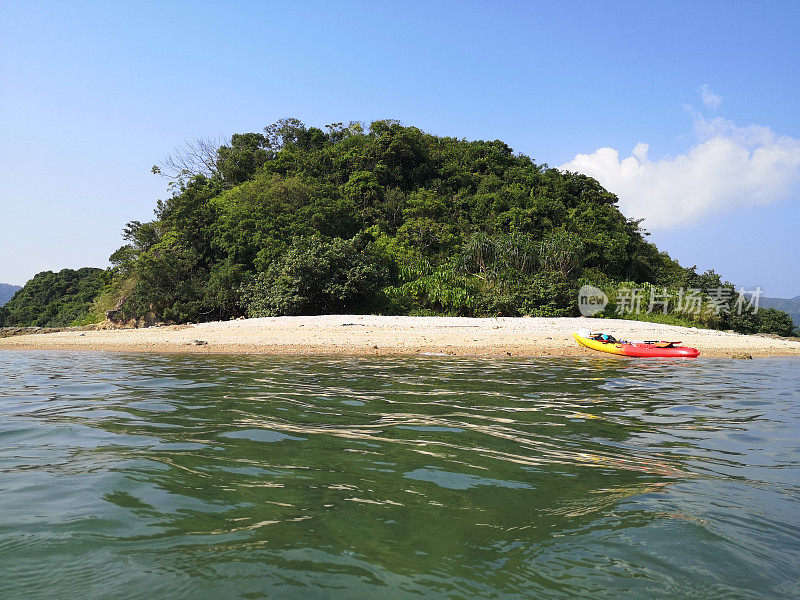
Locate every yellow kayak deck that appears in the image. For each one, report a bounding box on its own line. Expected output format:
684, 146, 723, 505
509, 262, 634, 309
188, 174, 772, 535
572, 333, 626, 355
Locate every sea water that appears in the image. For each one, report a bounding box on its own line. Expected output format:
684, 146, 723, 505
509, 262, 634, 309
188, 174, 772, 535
1, 352, 798, 599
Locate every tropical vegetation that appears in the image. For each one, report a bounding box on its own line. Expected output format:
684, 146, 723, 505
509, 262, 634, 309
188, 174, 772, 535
0, 268, 108, 327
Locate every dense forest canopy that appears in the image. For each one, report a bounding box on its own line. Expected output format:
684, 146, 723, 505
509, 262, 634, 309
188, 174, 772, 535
111, 118, 672, 322
0, 268, 107, 327
1, 118, 796, 336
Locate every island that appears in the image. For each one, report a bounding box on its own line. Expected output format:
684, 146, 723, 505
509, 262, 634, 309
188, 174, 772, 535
1, 119, 796, 349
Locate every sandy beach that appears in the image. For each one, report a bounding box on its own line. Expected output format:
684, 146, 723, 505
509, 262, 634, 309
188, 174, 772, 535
1, 315, 799, 358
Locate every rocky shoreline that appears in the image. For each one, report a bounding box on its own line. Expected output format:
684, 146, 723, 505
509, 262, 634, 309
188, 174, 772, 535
0, 325, 98, 338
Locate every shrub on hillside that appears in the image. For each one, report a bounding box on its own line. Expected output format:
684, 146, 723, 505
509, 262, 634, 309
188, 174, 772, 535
240, 236, 387, 317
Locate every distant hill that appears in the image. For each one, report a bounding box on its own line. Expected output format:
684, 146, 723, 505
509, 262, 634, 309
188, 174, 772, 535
760, 296, 800, 327
0, 283, 22, 306
0, 269, 108, 327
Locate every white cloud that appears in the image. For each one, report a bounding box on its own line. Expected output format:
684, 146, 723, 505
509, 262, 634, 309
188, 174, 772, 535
560, 115, 800, 229
700, 84, 722, 110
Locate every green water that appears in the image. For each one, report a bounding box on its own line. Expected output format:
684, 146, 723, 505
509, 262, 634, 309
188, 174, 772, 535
1, 353, 799, 599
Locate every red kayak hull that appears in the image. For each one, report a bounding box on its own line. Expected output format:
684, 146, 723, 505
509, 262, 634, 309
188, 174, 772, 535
619, 343, 700, 358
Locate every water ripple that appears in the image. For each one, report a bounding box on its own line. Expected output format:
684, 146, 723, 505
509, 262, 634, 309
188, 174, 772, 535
0, 352, 798, 599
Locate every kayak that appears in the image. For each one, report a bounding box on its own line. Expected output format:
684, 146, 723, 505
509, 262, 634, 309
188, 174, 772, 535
572, 332, 700, 358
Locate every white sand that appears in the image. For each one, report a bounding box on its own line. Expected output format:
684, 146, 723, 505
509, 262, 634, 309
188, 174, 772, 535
1, 315, 798, 358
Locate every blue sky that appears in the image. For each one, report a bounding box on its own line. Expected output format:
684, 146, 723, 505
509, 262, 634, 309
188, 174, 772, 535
2, 1, 799, 295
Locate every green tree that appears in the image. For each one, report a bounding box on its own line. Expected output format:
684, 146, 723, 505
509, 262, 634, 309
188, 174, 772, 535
755, 308, 796, 337
240, 235, 387, 317
217, 133, 272, 185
